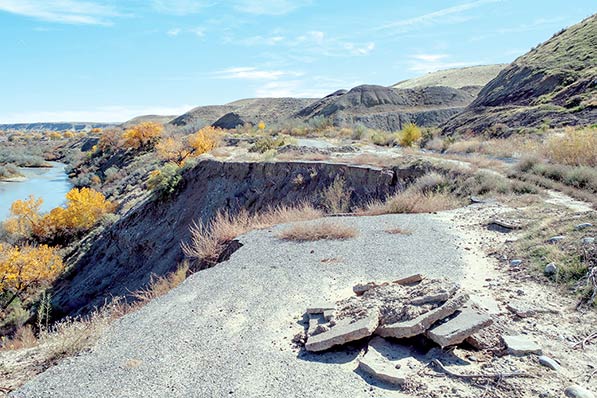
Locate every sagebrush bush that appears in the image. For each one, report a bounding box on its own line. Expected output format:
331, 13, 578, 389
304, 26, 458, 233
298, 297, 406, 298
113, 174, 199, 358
147, 163, 182, 196
321, 176, 352, 213
277, 221, 357, 241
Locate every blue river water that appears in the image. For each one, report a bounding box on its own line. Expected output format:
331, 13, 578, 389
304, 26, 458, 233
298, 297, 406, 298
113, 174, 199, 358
0, 162, 72, 221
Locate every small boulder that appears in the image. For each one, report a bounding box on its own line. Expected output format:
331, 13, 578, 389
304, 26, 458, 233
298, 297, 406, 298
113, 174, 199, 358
510, 259, 523, 267
575, 223, 593, 230
538, 355, 561, 371
544, 263, 557, 275
547, 236, 565, 244
503, 334, 542, 356
506, 301, 537, 318
564, 385, 595, 398
581, 237, 595, 245
426, 308, 493, 347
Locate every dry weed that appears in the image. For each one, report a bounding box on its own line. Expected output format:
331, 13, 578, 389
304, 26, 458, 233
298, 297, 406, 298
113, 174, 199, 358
182, 204, 323, 262
277, 221, 357, 241
365, 189, 461, 215
544, 127, 597, 166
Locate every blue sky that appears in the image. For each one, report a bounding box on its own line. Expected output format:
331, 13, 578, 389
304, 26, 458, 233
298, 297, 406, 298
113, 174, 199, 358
0, 0, 594, 123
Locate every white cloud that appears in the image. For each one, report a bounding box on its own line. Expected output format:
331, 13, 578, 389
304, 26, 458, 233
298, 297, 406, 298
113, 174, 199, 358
0, 0, 120, 25
255, 76, 360, 98
190, 27, 205, 37
407, 54, 476, 74
232, 0, 311, 15
213, 67, 302, 80
379, 0, 501, 32
239, 35, 286, 46
167, 28, 181, 36
0, 105, 195, 124
344, 42, 375, 56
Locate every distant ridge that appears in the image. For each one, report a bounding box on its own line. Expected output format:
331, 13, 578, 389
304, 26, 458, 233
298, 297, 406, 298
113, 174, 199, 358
0, 122, 115, 132
393, 64, 506, 90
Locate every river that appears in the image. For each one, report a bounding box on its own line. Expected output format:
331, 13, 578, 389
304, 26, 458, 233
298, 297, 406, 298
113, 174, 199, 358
0, 162, 72, 221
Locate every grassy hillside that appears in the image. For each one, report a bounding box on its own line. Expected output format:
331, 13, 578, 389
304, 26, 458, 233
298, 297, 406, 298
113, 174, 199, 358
392, 64, 506, 90
443, 14, 597, 135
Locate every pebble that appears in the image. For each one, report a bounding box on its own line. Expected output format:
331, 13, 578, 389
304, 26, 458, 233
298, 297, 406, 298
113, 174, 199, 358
538, 355, 560, 371
564, 385, 595, 398
581, 237, 595, 245
510, 259, 523, 267
547, 235, 565, 244
575, 223, 593, 230
544, 263, 558, 275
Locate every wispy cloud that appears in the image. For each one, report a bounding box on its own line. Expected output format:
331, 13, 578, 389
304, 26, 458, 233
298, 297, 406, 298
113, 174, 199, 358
0, 105, 195, 124
167, 28, 182, 37
407, 54, 476, 74
0, 0, 120, 25
232, 0, 311, 15
213, 67, 302, 80
379, 0, 501, 33
254, 76, 360, 97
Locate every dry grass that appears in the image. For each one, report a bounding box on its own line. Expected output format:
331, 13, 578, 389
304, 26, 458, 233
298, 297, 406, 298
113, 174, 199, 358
365, 189, 461, 215
274, 151, 331, 161
341, 153, 399, 168
544, 127, 597, 166
130, 262, 189, 304
277, 221, 357, 241
182, 204, 323, 263
385, 227, 412, 235
321, 176, 352, 213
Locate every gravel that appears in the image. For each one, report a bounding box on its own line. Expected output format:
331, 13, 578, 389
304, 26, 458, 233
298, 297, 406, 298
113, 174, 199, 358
14, 213, 467, 398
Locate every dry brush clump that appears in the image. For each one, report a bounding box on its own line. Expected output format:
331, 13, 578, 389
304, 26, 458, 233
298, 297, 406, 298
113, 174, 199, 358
182, 204, 323, 266
277, 221, 358, 241
544, 127, 597, 167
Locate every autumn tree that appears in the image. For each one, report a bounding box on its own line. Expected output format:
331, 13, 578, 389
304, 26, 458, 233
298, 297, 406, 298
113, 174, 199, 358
3, 195, 43, 240
0, 243, 63, 308
122, 122, 164, 150
155, 126, 222, 166
34, 188, 115, 240
97, 128, 123, 151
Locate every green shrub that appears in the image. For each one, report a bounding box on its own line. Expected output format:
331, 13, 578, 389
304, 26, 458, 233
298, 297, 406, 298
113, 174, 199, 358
147, 163, 182, 196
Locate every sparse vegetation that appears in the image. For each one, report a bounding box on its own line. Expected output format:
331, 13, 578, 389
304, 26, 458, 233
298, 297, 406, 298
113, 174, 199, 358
277, 221, 357, 241
544, 127, 597, 167
182, 204, 322, 267
320, 176, 352, 213
398, 123, 422, 147
122, 122, 164, 150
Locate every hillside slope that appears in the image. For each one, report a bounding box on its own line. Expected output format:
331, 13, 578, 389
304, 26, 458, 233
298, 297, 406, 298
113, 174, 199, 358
443, 14, 597, 134
295, 84, 477, 131
169, 98, 315, 131
48, 160, 426, 319
392, 64, 506, 90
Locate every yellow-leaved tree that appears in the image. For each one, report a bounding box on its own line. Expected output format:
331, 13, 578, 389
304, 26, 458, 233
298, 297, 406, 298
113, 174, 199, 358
3, 189, 115, 242
188, 126, 222, 155
3, 195, 43, 239
122, 122, 164, 150
0, 243, 63, 308
34, 188, 115, 239
155, 126, 222, 165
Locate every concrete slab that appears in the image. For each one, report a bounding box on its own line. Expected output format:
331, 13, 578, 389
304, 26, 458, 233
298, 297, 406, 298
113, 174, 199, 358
376, 293, 469, 339
305, 310, 379, 352
426, 308, 493, 347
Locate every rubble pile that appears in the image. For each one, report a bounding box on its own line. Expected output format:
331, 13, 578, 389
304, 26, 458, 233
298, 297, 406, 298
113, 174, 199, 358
301, 274, 536, 387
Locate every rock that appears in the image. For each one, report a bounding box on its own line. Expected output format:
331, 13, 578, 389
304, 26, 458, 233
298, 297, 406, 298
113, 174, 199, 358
426, 308, 493, 347
353, 282, 378, 296
308, 314, 325, 336
581, 237, 595, 245
547, 236, 565, 244
544, 263, 558, 275
305, 309, 379, 352
465, 326, 504, 350
564, 385, 595, 398
575, 223, 593, 230
510, 259, 523, 267
502, 334, 542, 356
376, 293, 469, 339
470, 196, 485, 204
538, 355, 561, 371
306, 304, 336, 314
393, 274, 423, 286
506, 300, 537, 318
358, 338, 410, 386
